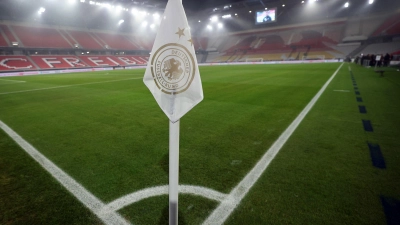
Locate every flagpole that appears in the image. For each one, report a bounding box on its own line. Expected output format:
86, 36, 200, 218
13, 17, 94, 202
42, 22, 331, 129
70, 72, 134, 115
169, 119, 180, 225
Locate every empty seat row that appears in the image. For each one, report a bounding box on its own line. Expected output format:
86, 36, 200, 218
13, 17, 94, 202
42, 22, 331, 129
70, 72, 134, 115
0, 55, 148, 71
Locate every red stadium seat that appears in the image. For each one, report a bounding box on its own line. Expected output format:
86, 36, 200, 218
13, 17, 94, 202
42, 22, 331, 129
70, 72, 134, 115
79, 56, 121, 67
0, 56, 36, 71
12, 25, 72, 48
30, 56, 87, 69
67, 30, 104, 50
94, 33, 140, 50
114, 56, 148, 65
0, 24, 17, 44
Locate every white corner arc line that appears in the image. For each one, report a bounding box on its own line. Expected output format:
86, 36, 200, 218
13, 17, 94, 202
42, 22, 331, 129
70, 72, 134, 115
0, 121, 131, 225
104, 185, 228, 213
202, 63, 345, 225
0, 77, 141, 95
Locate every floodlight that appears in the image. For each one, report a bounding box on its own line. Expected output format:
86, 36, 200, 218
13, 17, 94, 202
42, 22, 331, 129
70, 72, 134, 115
131, 8, 138, 14
118, 20, 124, 25
150, 24, 155, 29
249, 10, 252, 13
142, 21, 148, 27
207, 25, 213, 30
116, 5, 123, 11
68, 0, 76, 4
218, 23, 223, 29
80, 0, 85, 2
95, 2, 101, 6
38, 7, 45, 14
210, 16, 218, 22
139, 11, 147, 17
222, 14, 231, 19
265, 8, 268, 10
301, 1, 305, 3
89, 1, 95, 5
369, 0, 374, 4
344, 2, 349, 7
87, 51, 90, 54
153, 13, 160, 19
282, 4, 285, 7
198, 20, 201, 22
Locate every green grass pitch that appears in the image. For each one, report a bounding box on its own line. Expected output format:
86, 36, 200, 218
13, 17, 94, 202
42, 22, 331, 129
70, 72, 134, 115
0, 63, 399, 224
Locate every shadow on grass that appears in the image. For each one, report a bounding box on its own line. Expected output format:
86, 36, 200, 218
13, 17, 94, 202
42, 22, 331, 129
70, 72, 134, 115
158, 205, 187, 225
159, 153, 181, 174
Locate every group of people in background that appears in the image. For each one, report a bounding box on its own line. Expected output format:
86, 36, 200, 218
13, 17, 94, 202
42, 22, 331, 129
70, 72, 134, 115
354, 53, 393, 67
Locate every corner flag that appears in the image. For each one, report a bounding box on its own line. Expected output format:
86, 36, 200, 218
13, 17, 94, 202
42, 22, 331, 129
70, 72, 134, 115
143, 0, 203, 123
143, 0, 203, 224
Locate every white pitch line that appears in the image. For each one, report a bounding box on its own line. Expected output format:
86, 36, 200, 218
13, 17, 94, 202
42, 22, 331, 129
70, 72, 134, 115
0, 77, 141, 95
0, 120, 131, 225
333, 90, 350, 92
202, 63, 345, 225
0, 78, 26, 83
104, 185, 227, 213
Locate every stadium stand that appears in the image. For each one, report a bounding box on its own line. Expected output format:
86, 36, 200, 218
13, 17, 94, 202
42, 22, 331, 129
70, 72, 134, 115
127, 36, 155, 50
372, 13, 400, 36
114, 55, 148, 65
0, 24, 17, 44
93, 32, 140, 50
30, 55, 87, 69
0, 32, 8, 47
0, 54, 149, 71
208, 20, 347, 62
79, 56, 123, 67
0, 56, 36, 71
66, 30, 104, 49
59, 30, 77, 47
355, 42, 400, 56
12, 25, 72, 48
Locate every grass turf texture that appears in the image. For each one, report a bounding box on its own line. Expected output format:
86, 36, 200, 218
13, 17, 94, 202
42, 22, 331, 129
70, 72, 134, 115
0, 63, 398, 224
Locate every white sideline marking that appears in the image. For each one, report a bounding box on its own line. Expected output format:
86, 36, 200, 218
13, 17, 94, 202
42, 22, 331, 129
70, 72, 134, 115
333, 90, 350, 92
0, 120, 131, 225
348, 66, 352, 71
0, 79, 26, 83
104, 185, 228, 212
0, 77, 141, 95
202, 63, 345, 225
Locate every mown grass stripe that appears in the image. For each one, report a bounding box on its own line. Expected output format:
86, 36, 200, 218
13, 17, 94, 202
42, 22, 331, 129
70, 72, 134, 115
0, 120, 131, 225
0, 77, 141, 95
357, 97, 363, 102
202, 63, 344, 225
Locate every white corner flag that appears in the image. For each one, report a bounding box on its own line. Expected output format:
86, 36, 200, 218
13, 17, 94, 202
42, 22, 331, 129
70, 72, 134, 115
143, 0, 203, 123
143, 0, 203, 224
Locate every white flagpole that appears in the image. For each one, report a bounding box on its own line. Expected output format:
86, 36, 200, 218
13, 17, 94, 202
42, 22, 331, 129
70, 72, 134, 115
169, 119, 180, 225
170, 3, 182, 225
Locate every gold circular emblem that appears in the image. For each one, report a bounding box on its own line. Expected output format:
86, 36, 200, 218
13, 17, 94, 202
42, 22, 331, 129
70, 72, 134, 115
151, 43, 196, 95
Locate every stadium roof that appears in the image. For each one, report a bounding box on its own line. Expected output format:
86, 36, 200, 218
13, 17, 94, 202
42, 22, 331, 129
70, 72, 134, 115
106, 0, 264, 11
